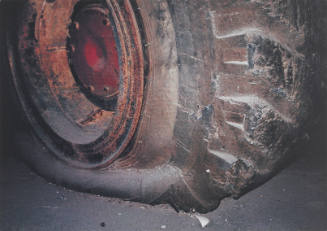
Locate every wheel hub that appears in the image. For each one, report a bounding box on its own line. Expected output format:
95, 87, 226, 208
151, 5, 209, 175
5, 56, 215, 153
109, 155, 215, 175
69, 5, 120, 100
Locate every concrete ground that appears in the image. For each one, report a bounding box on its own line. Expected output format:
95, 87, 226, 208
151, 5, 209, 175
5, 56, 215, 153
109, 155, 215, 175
0, 138, 326, 231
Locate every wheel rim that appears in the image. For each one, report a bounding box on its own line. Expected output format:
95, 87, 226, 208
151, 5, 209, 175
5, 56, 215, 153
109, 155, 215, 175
9, 0, 145, 168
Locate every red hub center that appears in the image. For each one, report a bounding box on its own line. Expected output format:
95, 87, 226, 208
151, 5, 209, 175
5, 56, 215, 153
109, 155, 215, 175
69, 6, 120, 99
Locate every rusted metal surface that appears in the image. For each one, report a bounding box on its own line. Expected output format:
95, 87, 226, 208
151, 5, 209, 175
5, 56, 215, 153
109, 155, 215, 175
10, 0, 145, 168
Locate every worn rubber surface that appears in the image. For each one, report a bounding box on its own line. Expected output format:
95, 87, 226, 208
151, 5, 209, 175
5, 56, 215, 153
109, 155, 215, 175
2, 0, 318, 213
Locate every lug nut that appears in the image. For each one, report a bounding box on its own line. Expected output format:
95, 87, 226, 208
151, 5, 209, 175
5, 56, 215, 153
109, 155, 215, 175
74, 21, 80, 30
70, 44, 75, 53
104, 86, 110, 92
103, 19, 110, 26
88, 85, 95, 92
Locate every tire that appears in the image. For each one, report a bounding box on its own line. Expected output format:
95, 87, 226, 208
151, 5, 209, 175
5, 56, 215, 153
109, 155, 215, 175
3, 0, 316, 213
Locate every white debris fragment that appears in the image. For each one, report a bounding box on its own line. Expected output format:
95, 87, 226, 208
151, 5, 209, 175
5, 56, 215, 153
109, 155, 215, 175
160, 225, 167, 229
206, 169, 211, 173
194, 214, 210, 228
207, 148, 238, 164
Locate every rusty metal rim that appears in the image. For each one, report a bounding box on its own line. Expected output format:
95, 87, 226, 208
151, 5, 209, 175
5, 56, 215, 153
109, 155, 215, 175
7, 0, 145, 169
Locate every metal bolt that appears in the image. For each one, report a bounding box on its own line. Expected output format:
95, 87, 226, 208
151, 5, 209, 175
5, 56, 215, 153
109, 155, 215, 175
103, 19, 110, 26
104, 86, 110, 92
88, 85, 95, 92
74, 21, 80, 30
70, 44, 75, 53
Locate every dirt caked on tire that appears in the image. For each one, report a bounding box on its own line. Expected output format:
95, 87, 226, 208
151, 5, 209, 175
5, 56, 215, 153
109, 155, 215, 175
3, 0, 315, 212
